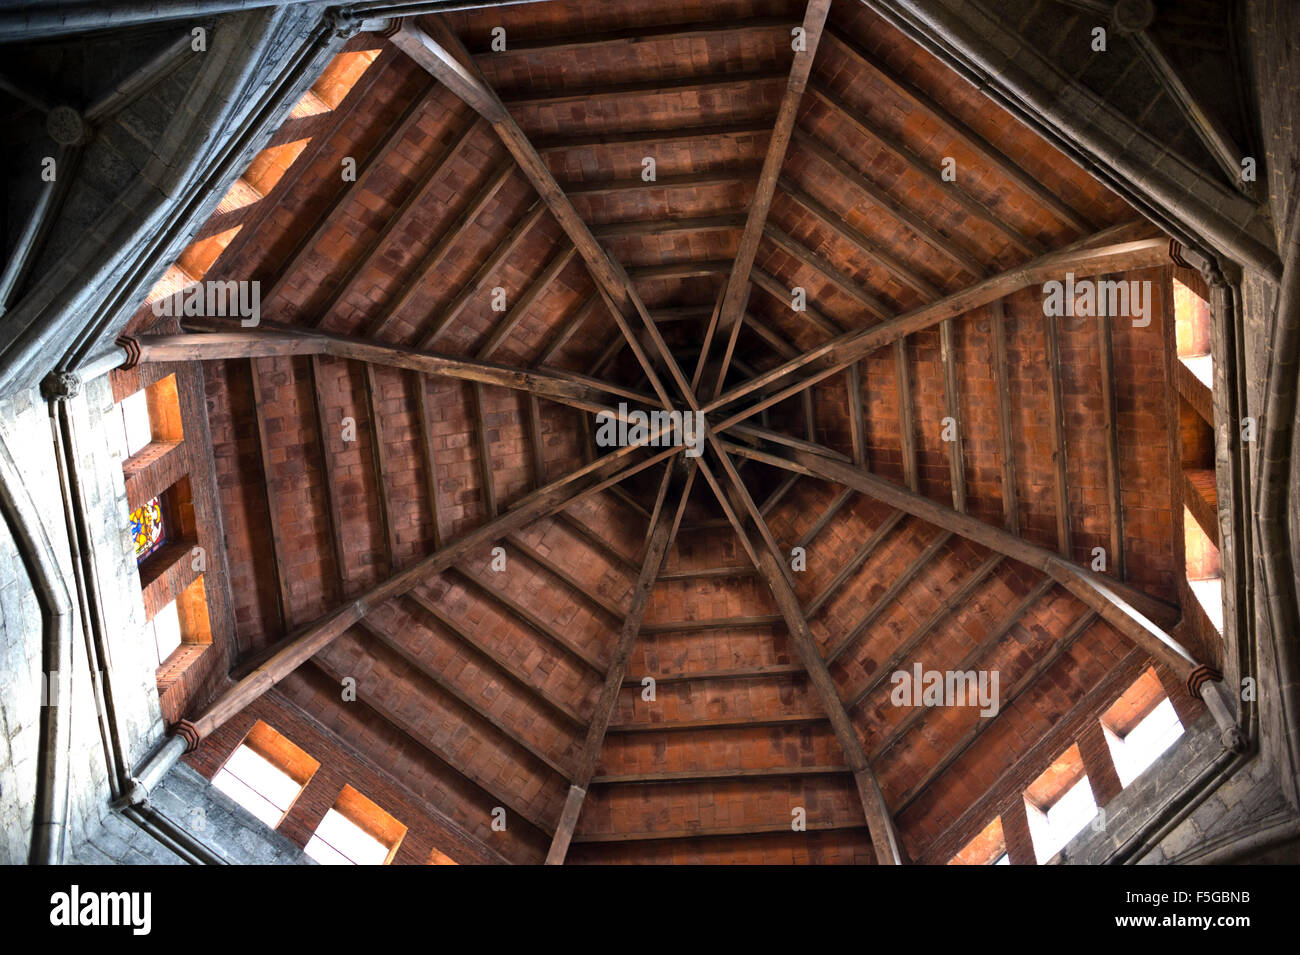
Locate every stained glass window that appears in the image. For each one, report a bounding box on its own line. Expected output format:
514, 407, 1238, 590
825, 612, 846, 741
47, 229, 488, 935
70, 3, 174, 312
130, 497, 165, 563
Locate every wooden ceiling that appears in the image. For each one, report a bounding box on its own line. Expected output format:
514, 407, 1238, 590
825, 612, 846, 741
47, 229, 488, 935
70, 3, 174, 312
152, 0, 1222, 863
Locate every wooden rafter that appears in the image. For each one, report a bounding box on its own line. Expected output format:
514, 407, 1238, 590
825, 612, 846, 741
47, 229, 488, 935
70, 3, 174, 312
723, 439, 1198, 680
547, 462, 689, 864
695, 453, 904, 865
988, 299, 1020, 534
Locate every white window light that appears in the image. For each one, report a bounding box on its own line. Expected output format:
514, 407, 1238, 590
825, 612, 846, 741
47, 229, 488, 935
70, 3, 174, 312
1188, 576, 1224, 633
212, 744, 304, 829
114, 390, 153, 459
305, 808, 390, 865
1104, 698, 1185, 788
992, 853, 1009, 866
1026, 777, 1097, 863
150, 600, 183, 666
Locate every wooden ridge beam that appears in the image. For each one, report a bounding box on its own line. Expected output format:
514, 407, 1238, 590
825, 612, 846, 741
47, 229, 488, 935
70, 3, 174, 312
723, 439, 1195, 678
622, 664, 806, 685
153, 324, 656, 417
709, 0, 832, 400
706, 224, 1171, 427
640, 614, 784, 634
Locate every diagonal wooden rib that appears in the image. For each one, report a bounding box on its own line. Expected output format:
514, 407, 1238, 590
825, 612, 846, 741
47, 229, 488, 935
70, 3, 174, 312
708, 0, 832, 399
146, 323, 656, 417
695, 452, 904, 864
546, 461, 692, 864
721, 438, 1198, 679
705, 223, 1172, 428
188, 440, 684, 740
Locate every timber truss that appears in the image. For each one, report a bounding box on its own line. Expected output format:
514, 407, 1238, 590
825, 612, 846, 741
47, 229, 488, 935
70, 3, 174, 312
125, 2, 1243, 864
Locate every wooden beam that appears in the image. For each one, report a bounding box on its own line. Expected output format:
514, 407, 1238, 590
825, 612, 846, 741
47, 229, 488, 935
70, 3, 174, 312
778, 176, 943, 301
940, 319, 966, 512
792, 130, 986, 280
466, 16, 793, 56
506, 536, 624, 622
706, 224, 1171, 427
368, 159, 516, 339
808, 82, 1044, 257
1130, 29, 1251, 192
723, 440, 1196, 678
477, 244, 578, 359
845, 554, 1005, 711
591, 214, 746, 240
762, 223, 892, 320
823, 26, 1096, 234
405, 591, 586, 728
708, 0, 832, 400
190, 441, 683, 739
535, 121, 771, 154
868, 578, 1056, 765
312, 111, 480, 328
695, 455, 904, 864
417, 200, 548, 350
847, 362, 866, 467
308, 355, 350, 599
363, 363, 399, 571
154, 324, 656, 418
806, 510, 905, 618
825, 530, 953, 664
357, 619, 572, 779
562, 168, 759, 197
452, 566, 603, 673
547, 463, 688, 864
896, 339, 919, 492
1042, 309, 1072, 555
391, 20, 634, 310
895, 610, 1099, 813
248, 358, 290, 634
459, 382, 496, 520
412, 371, 444, 550
750, 267, 842, 336
1097, 279, 1125, 580
593, 764, 845, 785
502, 69, 785, 108
988, 300, 1020, 534
306, 656, 553, 834
261, 77, 435, 307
